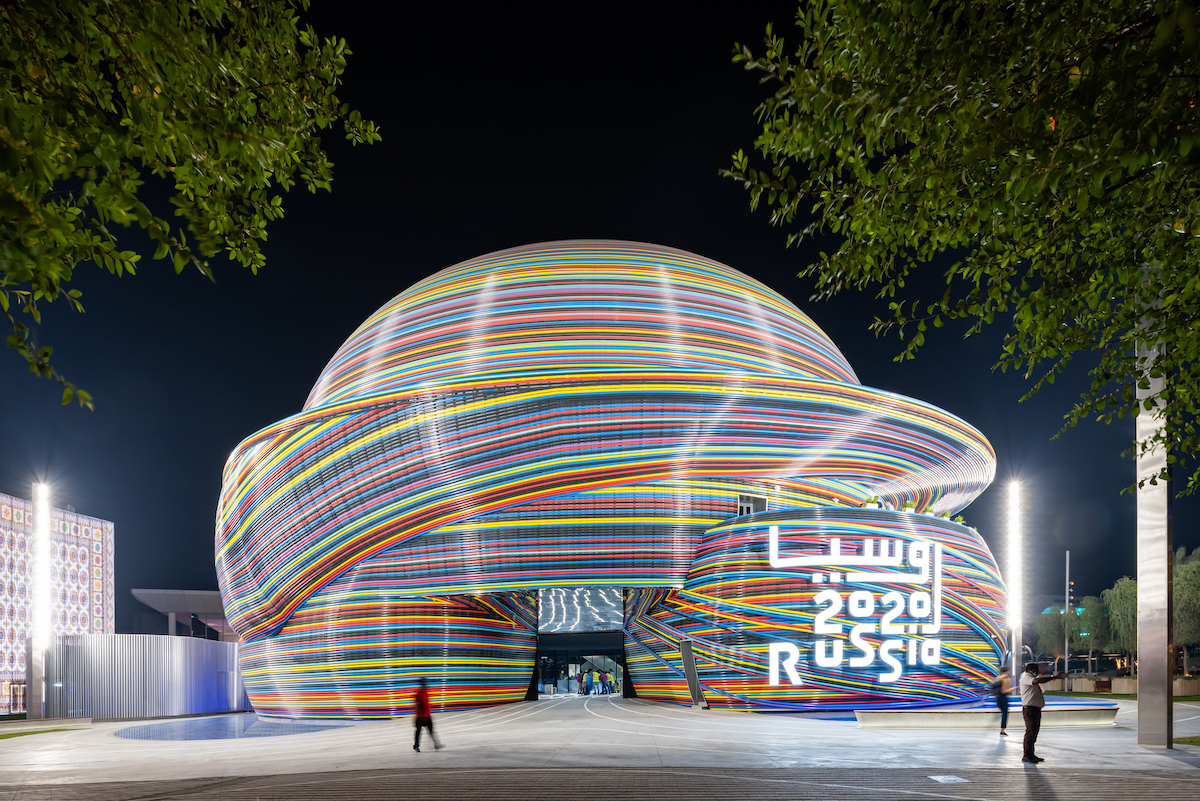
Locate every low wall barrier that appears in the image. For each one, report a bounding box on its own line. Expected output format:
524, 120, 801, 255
1175, 677, 1200, 695
1113, 677, 1136, 694
33, 634, 251, 721
856, 704, 1118, 729
1041, 676, 1198, 696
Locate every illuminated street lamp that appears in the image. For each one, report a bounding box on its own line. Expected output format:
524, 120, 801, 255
1008, 482, 1022, 676
28, 482, 51, 719
31, 483, 51, 647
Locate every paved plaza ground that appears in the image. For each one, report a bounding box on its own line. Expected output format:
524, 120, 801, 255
1, 695, 1198, 799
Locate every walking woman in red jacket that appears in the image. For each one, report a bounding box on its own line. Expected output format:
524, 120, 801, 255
413, 678, 441, 752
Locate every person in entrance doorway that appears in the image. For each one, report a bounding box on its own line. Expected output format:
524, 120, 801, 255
992, 665, 1012, 737
412, 678, 441, 753
1020, 663, 1064, 763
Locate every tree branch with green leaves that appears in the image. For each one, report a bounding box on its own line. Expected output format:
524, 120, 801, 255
724, 0, 1200, 493
0, 0, 380, 408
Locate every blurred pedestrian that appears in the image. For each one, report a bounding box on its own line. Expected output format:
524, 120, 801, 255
992, 665, 1012, 736
585, 669, 593, 695
413, 678, 441, 752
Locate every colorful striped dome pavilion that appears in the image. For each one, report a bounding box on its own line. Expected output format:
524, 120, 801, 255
215, 241, 1005, 718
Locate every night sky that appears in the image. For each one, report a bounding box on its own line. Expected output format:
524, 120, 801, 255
0, 2, 1194, 633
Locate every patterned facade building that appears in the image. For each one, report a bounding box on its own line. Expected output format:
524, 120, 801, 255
1, 491, 115, 713
216, 241, 1006, 718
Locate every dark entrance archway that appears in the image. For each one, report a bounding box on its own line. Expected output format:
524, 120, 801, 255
527, 631, 631, 699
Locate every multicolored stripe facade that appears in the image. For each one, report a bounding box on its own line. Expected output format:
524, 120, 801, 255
216, 241, 1004, 718
627, 510, 1006, 711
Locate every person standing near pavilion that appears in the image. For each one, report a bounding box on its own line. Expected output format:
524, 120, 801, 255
1019, 663, 1064, 763
992, 665, 1012, 737
412, 678, 441, 752
585, 668, 594, 695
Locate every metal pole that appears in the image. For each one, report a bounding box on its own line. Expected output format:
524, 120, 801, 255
1136, 340, 1173, 748
1064, 550, 1070, 691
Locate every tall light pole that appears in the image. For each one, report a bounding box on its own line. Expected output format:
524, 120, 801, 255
28, 482, 51, 719
1064, 550, 1070, 688
1008, 482, 1022, 677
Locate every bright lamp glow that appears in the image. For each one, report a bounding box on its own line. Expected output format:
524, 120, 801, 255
31, 482, 52, 648
1007, 481, 1022, 673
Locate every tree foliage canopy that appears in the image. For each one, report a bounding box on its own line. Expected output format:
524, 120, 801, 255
1, 0, 379, 406
1035, 607, 1080, 659
1094, 555, 1200, 653
1176, 546, 1200, 646
1076, 595, 1111, 654
726, 0, 1200, 492
1102, 576, 1139, 653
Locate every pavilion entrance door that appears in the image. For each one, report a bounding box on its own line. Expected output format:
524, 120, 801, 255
535, 631, 626, 697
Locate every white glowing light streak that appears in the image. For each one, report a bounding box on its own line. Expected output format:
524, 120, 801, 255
1007, 482, 1022, 675
32, 483, 52, 648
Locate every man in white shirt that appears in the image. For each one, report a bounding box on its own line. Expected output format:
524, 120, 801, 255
1019, 663, 1066, 763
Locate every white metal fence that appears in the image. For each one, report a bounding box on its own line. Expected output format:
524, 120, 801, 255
39, 634, 251, 720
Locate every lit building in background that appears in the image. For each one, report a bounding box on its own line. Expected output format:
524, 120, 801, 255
216, 241, 1006, 718
0, 490, 115, 713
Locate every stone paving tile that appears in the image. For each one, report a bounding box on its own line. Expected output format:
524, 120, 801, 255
3, 767, 1200, 801
3, 697, 1199, 794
